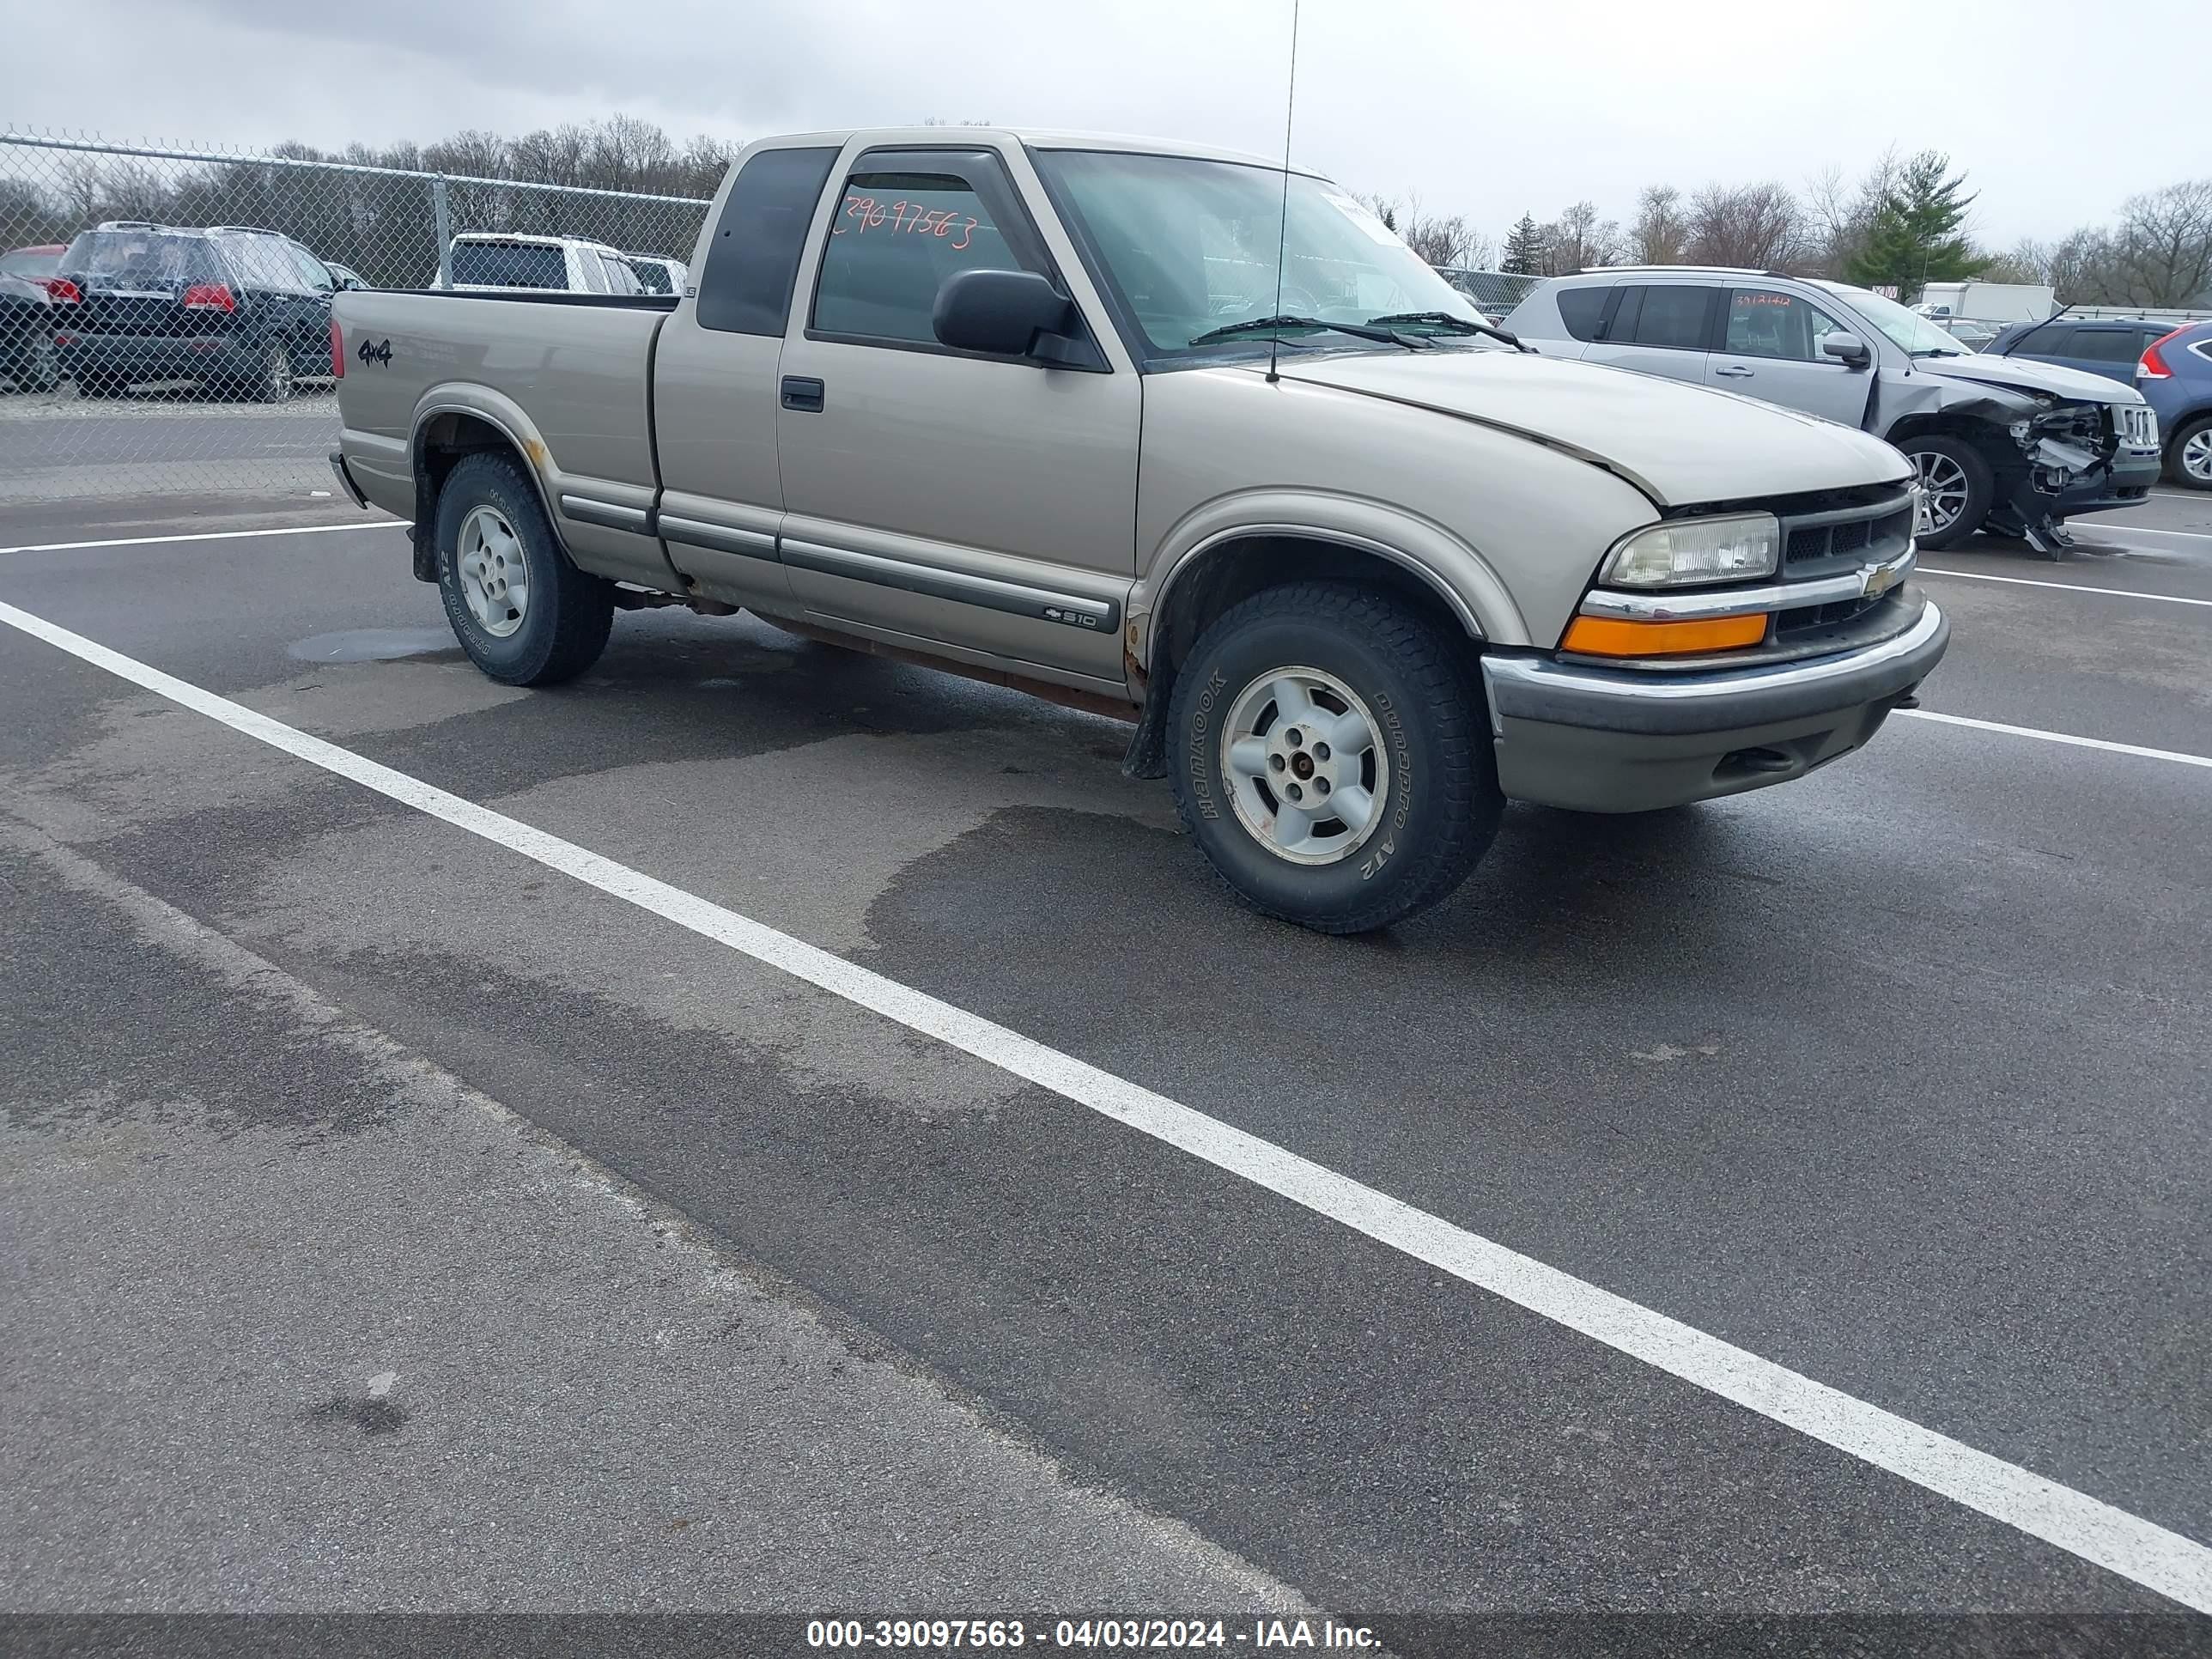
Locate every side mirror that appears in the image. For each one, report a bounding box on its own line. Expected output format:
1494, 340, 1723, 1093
933, 268, 1074, 358
1822, 331, 1871, 368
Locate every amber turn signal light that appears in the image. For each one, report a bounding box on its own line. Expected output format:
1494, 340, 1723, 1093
1560, 613, 1770, 657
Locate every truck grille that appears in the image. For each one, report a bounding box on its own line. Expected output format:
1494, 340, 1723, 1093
2114, 404, 2158, 449
1778, 495, 1914, 573
1772, 487, 1916, 638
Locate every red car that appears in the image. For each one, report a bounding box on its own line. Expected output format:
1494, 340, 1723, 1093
2, 244, 67, 288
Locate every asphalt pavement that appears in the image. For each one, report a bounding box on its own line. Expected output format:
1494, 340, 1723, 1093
0, 489, 2207, 1656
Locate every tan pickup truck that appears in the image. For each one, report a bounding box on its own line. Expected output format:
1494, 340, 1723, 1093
331, 126, 1948, 933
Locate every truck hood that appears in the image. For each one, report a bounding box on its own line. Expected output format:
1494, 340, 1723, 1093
1911, 352, 2147, 407
1272, 349, 1909, 507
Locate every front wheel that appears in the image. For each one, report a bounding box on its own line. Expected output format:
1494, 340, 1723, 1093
434, 452, 613, 686
1167, 582, 1500, 934
1900, 435, 1993, 550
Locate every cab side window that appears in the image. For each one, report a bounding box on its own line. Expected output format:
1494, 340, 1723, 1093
1724, 289, 1850, 361
812, 172, 1023, 346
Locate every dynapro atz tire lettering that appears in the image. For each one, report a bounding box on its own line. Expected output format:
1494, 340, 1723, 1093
1183, 670, 1227, 821
1166, 582, 1501, 934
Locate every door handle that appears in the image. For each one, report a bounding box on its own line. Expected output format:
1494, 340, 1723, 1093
1714, 364, 1755, 378
780, 375, 825, 412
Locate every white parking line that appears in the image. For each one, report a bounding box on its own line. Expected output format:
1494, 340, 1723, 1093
2078, 524, 2212, 542
1917, 568, 2212, 608
2, 520, 404, 556
2, 592, 2209, 1616
1898, 708, 2212, 769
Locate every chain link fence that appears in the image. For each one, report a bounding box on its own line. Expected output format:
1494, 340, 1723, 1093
1, 127, 1546, 512
0, 130, 714, 507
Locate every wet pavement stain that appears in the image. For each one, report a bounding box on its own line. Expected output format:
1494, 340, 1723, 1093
287, 629, 459, 663
304, 1394, 410, 1436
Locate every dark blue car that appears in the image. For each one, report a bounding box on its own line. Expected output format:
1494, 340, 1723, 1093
1988, 316, 2212, 489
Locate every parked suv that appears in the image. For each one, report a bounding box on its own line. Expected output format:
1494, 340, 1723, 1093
2129, 322, 2212, 489
441, 233, 643, 295
1981, 316, 2176, 386
51, 222, 340, 401
1504, 268, 2160, 553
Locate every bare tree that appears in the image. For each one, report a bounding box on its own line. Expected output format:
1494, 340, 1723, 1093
1802, 149, 1898, 276
1687, 181, 1808, 269
1630, 185, 1688, 265
1357, 190, 1486, 269
2111, 179, 2212, 307
1544, 199, 1621, 273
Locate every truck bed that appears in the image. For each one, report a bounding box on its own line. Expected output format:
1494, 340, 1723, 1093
333, 286, 672, 569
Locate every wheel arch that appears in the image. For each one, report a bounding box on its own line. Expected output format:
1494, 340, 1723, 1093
409, 395, 561, 583
1121, 517, 1515, 781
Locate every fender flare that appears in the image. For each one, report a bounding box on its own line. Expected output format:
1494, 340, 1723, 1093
1134, 490, 1530, 669
407, 389, 563, 581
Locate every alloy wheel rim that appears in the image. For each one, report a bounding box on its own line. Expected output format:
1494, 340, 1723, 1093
2185, 430, 2212, 483
1220, 665, 1389, 866
457, 505, 530, 638
1914, 453, 1968, 533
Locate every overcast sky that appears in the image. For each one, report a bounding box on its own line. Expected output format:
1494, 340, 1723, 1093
9, 0, 2204, 248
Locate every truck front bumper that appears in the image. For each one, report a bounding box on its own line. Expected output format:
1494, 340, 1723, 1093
1480, 596, 1949, 813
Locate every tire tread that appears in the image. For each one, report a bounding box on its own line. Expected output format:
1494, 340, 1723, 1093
1166, 580, 1498, 934
436, 452, 613, 686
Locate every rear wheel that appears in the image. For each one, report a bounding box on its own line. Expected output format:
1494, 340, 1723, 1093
4, 333, 58, 393
1900, 435, 1993, 550
1167, 582, 1500, 934
248, 341, 295, 403
434, 452, 613, 686
2167, 416, 2212, 491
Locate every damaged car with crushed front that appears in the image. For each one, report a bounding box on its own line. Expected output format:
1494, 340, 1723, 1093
1505, 270, 2160, 553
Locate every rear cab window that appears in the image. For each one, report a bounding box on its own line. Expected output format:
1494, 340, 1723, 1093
695, 145, 842, 337
450, 240, 568, 289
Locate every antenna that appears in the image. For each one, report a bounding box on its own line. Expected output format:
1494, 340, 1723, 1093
1267, 0, 1301, 385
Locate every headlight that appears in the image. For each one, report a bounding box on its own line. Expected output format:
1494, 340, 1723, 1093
1599, 513, 1780, 588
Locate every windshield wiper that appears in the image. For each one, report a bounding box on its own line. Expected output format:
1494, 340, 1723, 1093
1364, 311, 1534, 352
1187, 314, 1419, 350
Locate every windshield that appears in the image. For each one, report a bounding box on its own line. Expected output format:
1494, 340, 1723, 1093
1814, 280, 1973, 357
450, 240, 567, 289
1036, 149, 1486, 361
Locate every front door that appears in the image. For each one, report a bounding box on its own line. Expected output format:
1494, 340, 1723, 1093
771, 143, 1140, 690
1705, 285, 1874, 427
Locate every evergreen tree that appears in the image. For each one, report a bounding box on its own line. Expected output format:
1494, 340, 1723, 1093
1844, 150, 1987, 296
1501, 213, 1548, 276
